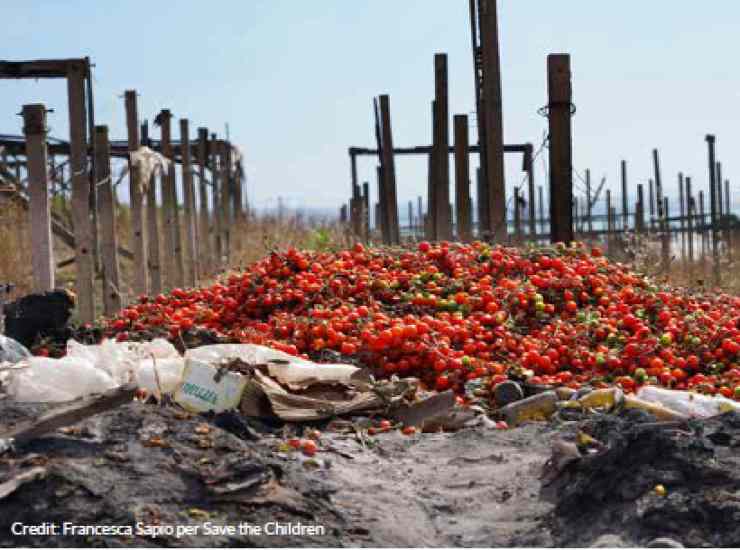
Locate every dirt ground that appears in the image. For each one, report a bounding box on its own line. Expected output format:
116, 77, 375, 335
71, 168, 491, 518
0, 398, 738, 548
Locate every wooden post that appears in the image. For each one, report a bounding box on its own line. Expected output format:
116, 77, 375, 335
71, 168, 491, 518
678, 173, 686, 265
93, 125, 122, 314
350, 151, 359, 235
454, 114, 471, 242
653, 149, 669, 269
725, 179, 733, 261
362, 182, 370, 241
417, 195, 423, 237
699, 190, 706, 265
22, 104, 55, 292
513, 187, 522, 242
585, 169, 593, 234
169, 158, 186, 286
141, 121, 162, 295
648, 178, 656, 229
636, 184, 645, 233
67, 63, 95, 322
433, 55, 452, 241
547, 54, 574, 244
526, 143, 536, 238
180, 119, 197, 286
352, 183, 362, 238
716, 161, 723, 219
621, 160, 628, 230
220, 141, 232, 264
407, 201, 414, 236
374, 202, 381, 233
159, 110, 176, 288
479, 0, 505, 242
686, 177, 694, 268
376, 164, 388, 241
605, 189, 612, 253
232, 151, 243, 228
706, 135, 720, 286
210, 133, 222, 270
197, 128, 211, 273
379, 95, 400, 244
124, 90, 148, 296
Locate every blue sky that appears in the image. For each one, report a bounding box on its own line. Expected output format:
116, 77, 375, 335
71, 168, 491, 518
2, 1, 738, 217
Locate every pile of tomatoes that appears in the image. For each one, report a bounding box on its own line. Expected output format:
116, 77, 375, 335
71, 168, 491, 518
106, 241, 740, 400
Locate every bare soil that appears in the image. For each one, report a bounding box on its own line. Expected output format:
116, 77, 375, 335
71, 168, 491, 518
0, 399, 738, 548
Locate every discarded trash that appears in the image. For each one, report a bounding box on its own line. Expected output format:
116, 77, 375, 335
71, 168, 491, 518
0, 335, 30, 364
185, 344, 359, 389
6, 356, 117, 402
636, 385, 740, 418
622, 395, 687, 421
4, 338, 183, 402
499, 391, 559, 426
173, 358, 249, 414
492, 380, 524, 407
3, 290, 75, 348
575, 387, 624, 411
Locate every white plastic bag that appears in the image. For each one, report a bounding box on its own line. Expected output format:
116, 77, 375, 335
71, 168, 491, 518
184, 344, 359, 388
637, 385, 740, 418
6, 356, 117, 402
135, 358, 185, 395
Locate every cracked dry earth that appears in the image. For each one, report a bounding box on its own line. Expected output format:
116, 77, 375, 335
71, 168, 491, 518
0, 399, 739, 548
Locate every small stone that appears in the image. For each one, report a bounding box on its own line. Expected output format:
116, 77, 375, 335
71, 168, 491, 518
493, 380, 524, 407
647, 537, 684, 548
591, 534, 629, 547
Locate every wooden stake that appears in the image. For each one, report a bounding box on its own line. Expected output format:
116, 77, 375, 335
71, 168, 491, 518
606, 188, 611, 231
725, 179, 733, 261
716, 161, 723, 218
454, 114, 471, 242
699, 189, 706, 265
67, 64, 95, 322
124, 90, 148, 296
636, 184, 645, 233
547, 54, 574, 244
417, 195, 423, 237
433, 55, 452, 241
169, 159, 185, 286
379, 95, 400, 244
141, 121, 162, 295
526, 143, 536, 238
653, 148, 669, 269
21, 104, 55, 292
197, 128, 211, 273
210, 133, 222, 270
706, 135, 720, 285
427, 101, 438, 241
220, 141, 231, 264
159, 110, 176, 288
180, 119, 197, 286
94, 125, 122, 314
479, 0, 505, 242
686, 177, 694, 267
362, 182, 370, 241
586, 169, 593, 234
678, 173, 686, 265
620, 160, 628, 230
648, 178, 656, 229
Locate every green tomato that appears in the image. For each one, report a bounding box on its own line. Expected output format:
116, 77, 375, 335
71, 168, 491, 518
660, 333, 673, 346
